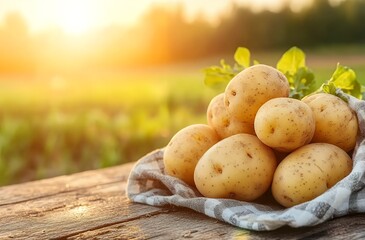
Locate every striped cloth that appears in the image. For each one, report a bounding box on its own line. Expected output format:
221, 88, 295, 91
126, 92, 365, 231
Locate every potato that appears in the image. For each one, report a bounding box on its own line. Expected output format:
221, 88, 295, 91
254, 97, 315, 152
302, 93, 358, 152
272, 143, 353, 208
194, 133, 277, 201
224, 64, 290, 124
207, 93, 255, 139
163, 124, 219, 186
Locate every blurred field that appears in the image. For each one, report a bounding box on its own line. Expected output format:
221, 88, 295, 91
0, 65, 218, 185
0, 46, 365, 186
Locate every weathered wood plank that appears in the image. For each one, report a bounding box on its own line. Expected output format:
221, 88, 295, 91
0, 181, 167, 239
65, 208, 365, 240
0, 162, 135, 206
67, 208, 245, 240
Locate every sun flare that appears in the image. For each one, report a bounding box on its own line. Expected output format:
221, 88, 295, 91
53, 0, 97, 35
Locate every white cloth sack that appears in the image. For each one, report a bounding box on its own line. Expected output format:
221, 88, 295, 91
126, 92, 365, 231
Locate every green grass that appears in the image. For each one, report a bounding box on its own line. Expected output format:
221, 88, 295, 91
0, 70, 218, 185
0, 45, 365, 186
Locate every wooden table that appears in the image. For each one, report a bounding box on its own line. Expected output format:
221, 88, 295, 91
1, 162, 364, 240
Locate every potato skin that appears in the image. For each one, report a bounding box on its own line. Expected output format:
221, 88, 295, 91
194, 133, 277, 201
224, 64, 290, 124
163, 124, 220, 186
272, 143, 353, 208
254, 97, 315, 152
302, 93, 358, 152
207, 93, 255, 139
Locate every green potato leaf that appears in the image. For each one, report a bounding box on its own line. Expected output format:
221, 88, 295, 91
276, 47, 315, 99
203, 46, 364, 100
321, 82, 337, 96
319, 63, 363, 100
234, 47, 251, 68
203, 62, 236, 90
276, 46, 306, 78
203, 47, 249, 90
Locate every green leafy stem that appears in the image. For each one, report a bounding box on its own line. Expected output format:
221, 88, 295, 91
203, 46, 364, 101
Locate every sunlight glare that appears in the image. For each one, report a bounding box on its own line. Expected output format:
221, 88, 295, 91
235, 0, 313, 13
68, 205, 89, 217
246, 0, 285, 12
53, 0, 97, 35
0, 0, 315, 34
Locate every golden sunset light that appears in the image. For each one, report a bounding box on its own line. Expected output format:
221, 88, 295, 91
52, 0, 98, 34
0, 0, 311, 34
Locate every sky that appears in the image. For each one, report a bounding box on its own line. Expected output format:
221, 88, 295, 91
0, 0, 312, 35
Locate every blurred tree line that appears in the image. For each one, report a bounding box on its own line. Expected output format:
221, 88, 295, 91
0, 0, 364, 73
138, 0, 365, 63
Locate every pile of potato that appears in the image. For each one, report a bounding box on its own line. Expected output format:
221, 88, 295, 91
163, 64, 357, 207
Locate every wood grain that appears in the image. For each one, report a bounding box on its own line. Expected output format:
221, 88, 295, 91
0, 161, 364, 240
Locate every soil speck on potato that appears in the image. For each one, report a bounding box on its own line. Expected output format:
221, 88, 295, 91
213, 164, 223, 174
283, 195, 294, 203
